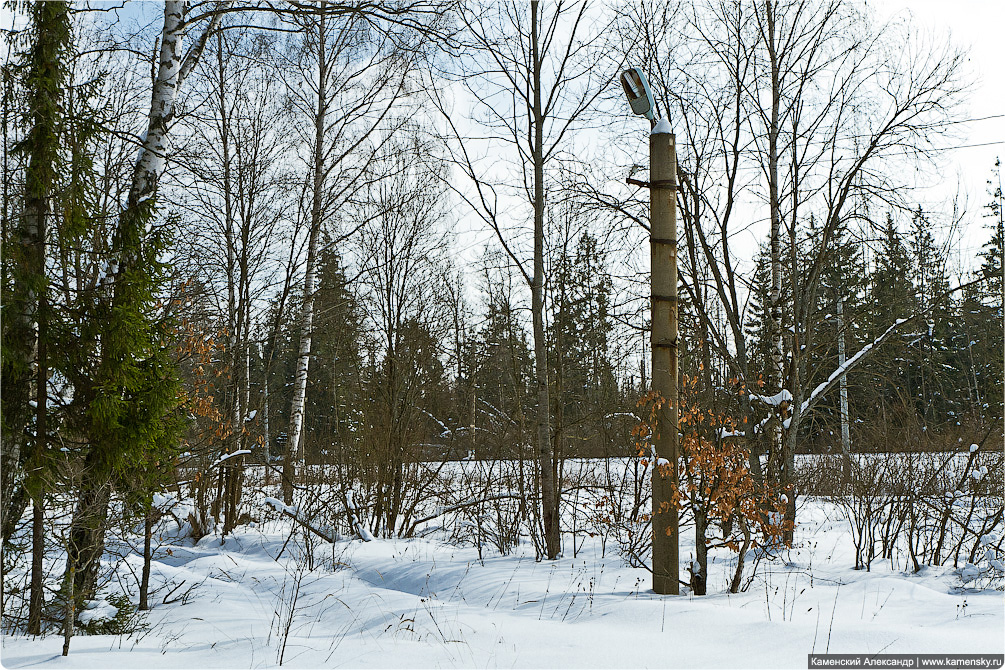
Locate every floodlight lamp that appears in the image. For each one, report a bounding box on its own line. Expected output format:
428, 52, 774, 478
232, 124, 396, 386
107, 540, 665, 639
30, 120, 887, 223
620, 68, 655, 122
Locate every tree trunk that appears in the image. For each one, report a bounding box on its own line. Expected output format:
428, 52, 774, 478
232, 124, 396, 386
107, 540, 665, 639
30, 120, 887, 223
837, 296, 852, 484
126, 2, 184, 215
262, 342, 271, 485
8, 1, 71, 632
764, 1, 785, 486
61, 565, 74, 656
65, 477, 111, 606
139, 508, 153, 611
729, 519, 752, 594
28, 501, 44, 634
222, 37, 238, 535
28, 203, 49, 637
692, 506, 708, 596
529, 0, 559, 561
284, 9, 328, 505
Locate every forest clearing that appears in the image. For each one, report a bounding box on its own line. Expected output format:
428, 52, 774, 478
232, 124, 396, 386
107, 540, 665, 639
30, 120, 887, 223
2, 0, 1002, 667
3, 460, 1002, 668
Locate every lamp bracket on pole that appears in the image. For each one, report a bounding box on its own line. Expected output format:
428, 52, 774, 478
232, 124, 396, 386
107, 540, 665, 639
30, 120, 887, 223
627, 177, 678, 191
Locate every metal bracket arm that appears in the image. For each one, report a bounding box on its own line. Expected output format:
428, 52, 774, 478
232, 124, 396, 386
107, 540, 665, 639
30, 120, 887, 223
627, 177, 678, 191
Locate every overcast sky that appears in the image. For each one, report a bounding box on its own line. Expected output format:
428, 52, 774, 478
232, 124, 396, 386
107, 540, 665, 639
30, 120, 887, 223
876, 0, 1004, 268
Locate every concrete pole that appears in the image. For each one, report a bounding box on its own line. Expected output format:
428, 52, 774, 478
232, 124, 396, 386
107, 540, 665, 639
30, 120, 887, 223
650, 124, 679, 595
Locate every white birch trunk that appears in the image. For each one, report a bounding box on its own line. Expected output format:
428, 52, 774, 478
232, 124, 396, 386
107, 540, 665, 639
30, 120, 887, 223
764, 3, 786, 484
283, 9, 328, 503
289, 267, 316, 463
129, 2, 184, 210
128, 2, 225, 212
260, 342, 271, 485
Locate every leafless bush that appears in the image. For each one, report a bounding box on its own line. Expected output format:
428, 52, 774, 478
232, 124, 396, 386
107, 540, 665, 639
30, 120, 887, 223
815, 430, 1004, 576
584, 457, 651, 569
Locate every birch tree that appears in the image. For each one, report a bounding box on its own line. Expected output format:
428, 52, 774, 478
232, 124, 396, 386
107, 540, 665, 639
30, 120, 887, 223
435, 0, 618, 560
275, 2, 434, 503
62, 0, 226, 616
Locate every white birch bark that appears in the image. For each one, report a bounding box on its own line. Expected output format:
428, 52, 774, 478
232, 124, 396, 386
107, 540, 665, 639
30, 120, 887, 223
283, 9, 328, 503
837, 296, 851, 480
128, 2, 184, 210
128, 2, 226, 212
285, 231, 318, 496
764, 3, 785, 481
261, 342, 270, 480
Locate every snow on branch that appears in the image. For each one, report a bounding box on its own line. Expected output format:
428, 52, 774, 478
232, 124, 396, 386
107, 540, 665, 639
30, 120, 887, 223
419, 409, 451, 437
801, 318, 906, 414
345, 491, 375, 542
209, 450, 251, 468
799, 275, 988, 417
750, 389, 792, 406
263, 493, 374, 543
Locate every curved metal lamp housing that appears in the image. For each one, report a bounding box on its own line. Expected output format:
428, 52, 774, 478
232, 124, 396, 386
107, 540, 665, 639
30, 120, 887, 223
620, 67, 656, 122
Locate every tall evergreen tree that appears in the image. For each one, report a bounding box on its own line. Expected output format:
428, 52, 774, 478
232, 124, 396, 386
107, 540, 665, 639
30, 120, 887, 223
475, 296, 533, 425
469, 277, 534, 459
1, 0, 71, 633
979, 159, 1004, 305
907, 206, 954, 426
862, 213, 917, 423
953, 160, 1005, 425
745, 243, 777, 380
304, 246, 365, 465
549, 231, 618, 459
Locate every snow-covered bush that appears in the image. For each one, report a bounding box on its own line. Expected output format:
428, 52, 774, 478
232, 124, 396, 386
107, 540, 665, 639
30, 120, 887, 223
76, 592, 146, 636
959, 532, 1005, 590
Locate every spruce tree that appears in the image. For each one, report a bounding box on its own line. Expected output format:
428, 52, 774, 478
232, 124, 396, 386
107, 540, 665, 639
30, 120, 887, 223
1, 0, 71, 633
863, 213, 916, 423
549, 231, 618, 459
63, 208, 183, 604
908, 207, 953, 426
305, 246, 364, 465
955, 160, 1005, 425
979, 159, 1004, 305
746, 243, 777, 382
471, 283, 534, 458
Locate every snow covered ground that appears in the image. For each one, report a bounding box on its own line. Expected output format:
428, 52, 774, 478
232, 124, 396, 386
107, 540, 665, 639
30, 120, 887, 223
2, 496, 1002, 669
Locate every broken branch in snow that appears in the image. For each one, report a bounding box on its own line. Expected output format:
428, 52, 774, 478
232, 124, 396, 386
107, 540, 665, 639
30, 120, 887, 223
262, 495, 373, 544
262, 497, 338, 544
800, 276, 989, 416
